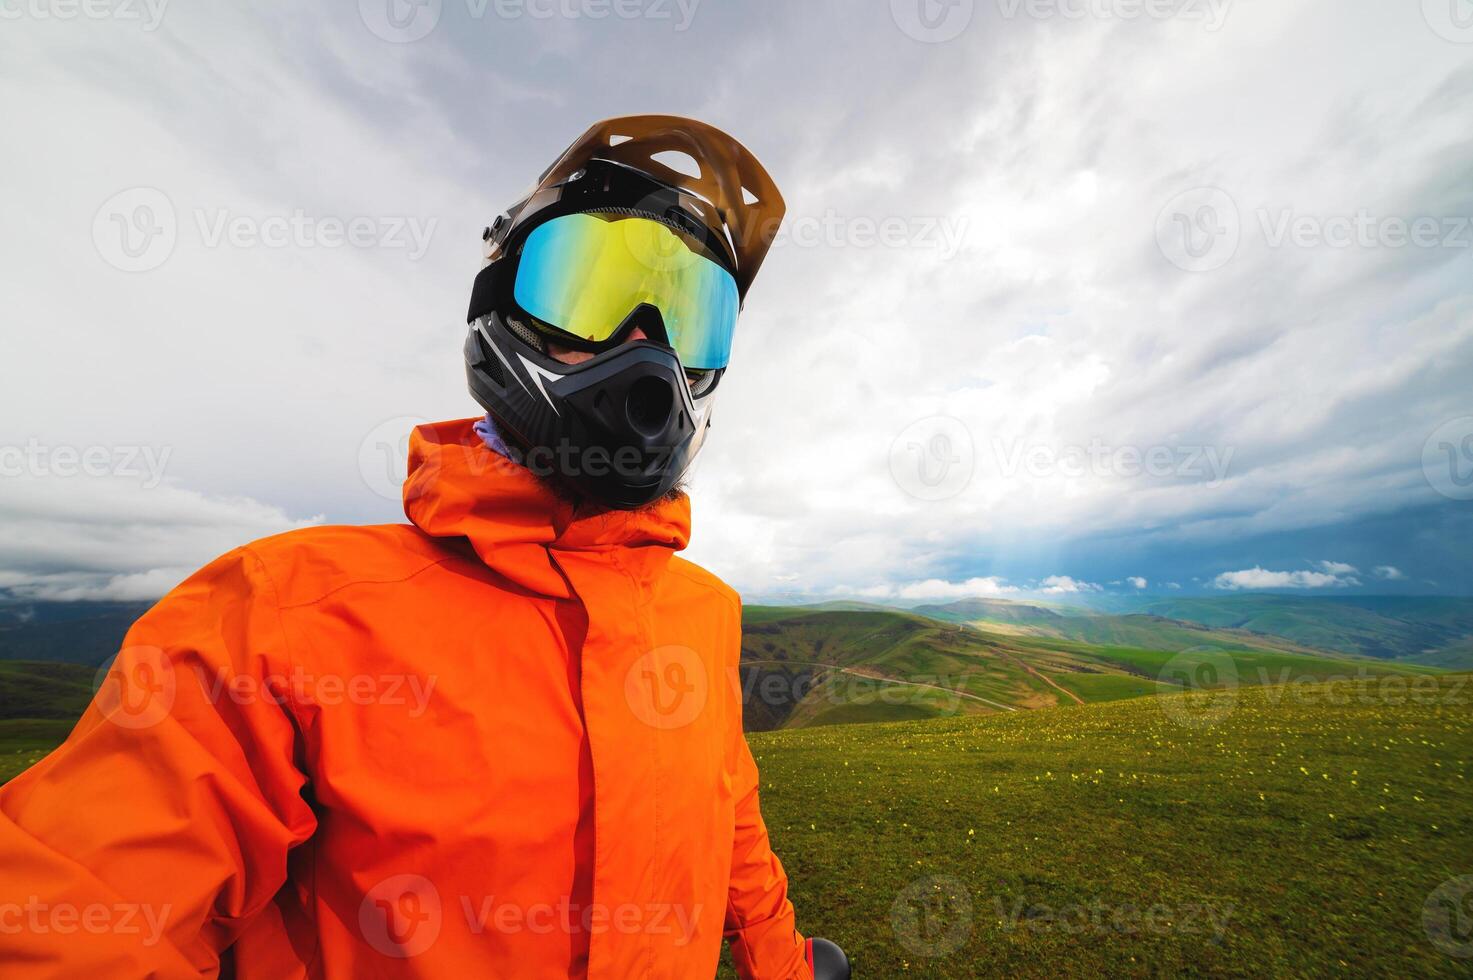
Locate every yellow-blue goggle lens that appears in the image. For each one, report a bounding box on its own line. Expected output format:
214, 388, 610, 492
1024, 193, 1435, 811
513, 212, 739, 371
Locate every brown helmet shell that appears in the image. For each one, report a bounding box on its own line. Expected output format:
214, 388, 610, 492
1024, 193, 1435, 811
521, 114, 786, 299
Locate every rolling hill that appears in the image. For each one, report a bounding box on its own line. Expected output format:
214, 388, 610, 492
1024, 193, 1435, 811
0, 600, 153, 666
912, 595, 1473, 669
738, 605, 1435, 732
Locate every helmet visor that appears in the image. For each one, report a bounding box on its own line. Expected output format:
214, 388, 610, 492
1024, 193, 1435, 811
513, 212, 740, 371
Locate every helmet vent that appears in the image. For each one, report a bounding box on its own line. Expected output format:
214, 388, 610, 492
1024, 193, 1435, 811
506, 315, 548, 353
651, 149, 702, 180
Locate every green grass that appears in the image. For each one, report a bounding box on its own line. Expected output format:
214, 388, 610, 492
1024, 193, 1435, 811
719, 676, 1473, 978
1049, 672, 1171, 702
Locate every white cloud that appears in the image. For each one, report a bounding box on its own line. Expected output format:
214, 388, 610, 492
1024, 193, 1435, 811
1039, 575, 1101, 595
1374, 565, 1407, 580
1127, 576, 1148, 590
1212, 566, 1357, 590
1316, 560, 1359, 576
0, 469, 320, 600
849, 576, 1017, 601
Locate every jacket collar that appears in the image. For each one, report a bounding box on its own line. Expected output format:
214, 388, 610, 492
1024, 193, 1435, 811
402, 419, 691, 598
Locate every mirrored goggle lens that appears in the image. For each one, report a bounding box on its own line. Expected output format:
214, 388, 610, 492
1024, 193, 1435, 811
513, 212, 739, 371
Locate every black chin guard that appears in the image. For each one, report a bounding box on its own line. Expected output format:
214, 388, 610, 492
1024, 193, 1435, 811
465, 311, 711, 510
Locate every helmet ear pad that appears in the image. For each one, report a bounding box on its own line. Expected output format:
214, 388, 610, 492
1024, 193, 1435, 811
464, 311, 717, 510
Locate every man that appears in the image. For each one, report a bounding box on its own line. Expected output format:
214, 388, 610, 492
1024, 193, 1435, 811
0, 116, 847, 979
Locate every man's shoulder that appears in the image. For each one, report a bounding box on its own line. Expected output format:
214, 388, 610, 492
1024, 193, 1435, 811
237, 523, 455, 608
665, 556, 741, 613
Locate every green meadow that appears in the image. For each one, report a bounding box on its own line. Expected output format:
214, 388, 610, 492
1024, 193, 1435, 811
722, 677, 1473, 977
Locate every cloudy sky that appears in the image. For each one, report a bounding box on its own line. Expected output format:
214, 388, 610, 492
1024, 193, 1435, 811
2, 0, 1471, 602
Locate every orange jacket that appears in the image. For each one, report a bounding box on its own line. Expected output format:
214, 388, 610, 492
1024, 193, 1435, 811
0, 419, 809, 979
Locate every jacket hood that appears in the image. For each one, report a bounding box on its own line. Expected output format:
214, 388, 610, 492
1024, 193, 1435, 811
402, 418, 691, 598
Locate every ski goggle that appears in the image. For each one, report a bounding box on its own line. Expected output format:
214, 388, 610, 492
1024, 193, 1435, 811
513, 211, 740, 371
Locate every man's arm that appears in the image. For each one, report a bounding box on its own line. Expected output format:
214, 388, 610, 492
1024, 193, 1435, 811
0, 548, 316, 975
721, 598, 811, 980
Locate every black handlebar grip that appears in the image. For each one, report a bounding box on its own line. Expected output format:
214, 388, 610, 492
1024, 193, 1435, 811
805, 937, 851, 980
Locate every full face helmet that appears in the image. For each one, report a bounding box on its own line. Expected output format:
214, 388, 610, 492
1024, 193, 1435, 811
464, 115, 785, 509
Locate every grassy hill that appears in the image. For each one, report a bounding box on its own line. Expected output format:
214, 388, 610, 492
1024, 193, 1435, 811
1133, 595, 1473, 665
720, 675, 1473, 978
0, 661, 95, 783
914, 595, 1473, 669
738, 606, 1436, 732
